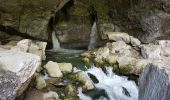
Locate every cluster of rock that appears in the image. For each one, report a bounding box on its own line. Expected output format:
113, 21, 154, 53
82, 32, 149, 75
0, 39, 96, 100
34, 60, 95, 99
82, 32, 170, 100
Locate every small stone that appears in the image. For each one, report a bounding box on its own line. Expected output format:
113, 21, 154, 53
36, 75, 46, 89
44, 61, 63, 78
58, 63, 72, 73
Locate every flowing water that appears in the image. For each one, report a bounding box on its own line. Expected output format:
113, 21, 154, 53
88, 21, 98, 50
78, 66, 138, 100
46, 50, 138, 100
52, 31, 60, 50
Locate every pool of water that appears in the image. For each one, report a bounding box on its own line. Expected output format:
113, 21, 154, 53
46, 49, 86, 70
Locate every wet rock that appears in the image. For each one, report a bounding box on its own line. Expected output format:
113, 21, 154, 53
0, 49, 41, 99
65, 84, 78, 96
75, 71, 95, 91
139, 63, 170, 100
81, 52, 91, 58
58, 63, 73, 73
82, 57, 90, 68
105, 32, 130, 43
35, 75, 46, 89
44, 61, 63, 78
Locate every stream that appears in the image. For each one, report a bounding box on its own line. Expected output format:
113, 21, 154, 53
46, 50, 138, 100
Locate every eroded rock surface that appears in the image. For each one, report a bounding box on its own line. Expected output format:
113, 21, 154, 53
0, 50, 41, 99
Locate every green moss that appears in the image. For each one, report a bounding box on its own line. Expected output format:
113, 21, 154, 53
119, 64, 133, 74
64, 96, 73, 100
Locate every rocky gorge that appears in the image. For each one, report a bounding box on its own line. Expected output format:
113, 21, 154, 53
0, 0, 170, 100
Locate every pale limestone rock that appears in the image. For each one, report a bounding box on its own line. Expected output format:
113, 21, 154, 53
106, 41, 130, 54
94, 55, 105, 65
106, 55, 117, 65
11, 39, 47, 60
96, 47, 110, 58
76, 71, 95, 91
130, 36, 141, 46
44, 61, 63, 78
58, 63, 73, 73
117, 56, 136, 68
133, 59, 149, 75
11, 39, 31, 52
0, 50, 41, 99
43, 91, 59, 100
105, 32, 130, 43
36, 75, 46, 89
28, 41, 47, 60
155, 40, 170, 56
141, 44, 161, 60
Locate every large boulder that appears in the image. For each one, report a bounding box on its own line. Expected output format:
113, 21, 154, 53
139, 63, 170, 100
139, 40, 170, 100
0, 50, 41, 99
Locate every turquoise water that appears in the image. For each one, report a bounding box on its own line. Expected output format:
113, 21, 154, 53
46, 49, 86, 70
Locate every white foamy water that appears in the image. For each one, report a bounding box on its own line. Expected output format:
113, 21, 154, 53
78, 66, 138, 100
52, 31, 60, 50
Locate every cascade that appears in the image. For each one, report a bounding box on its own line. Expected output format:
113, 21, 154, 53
52, 31, 60, 50
78, 66, 138, 100
88, 21, 98, 50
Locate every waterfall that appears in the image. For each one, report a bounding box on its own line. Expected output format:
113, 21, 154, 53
52, 31, 60, 50
88, 21, 98, 50
78, 66, 138, 100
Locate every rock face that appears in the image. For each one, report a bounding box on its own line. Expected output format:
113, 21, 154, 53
139, 63, 170, 100
1, 0, 170, 48
0, 0, 70, 41
0, 50, 41, 99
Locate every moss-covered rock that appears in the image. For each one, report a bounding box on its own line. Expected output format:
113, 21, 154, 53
35, 75, 46, 89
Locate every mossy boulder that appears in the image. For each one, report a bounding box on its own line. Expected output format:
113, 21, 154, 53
35, 75, 46, 89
